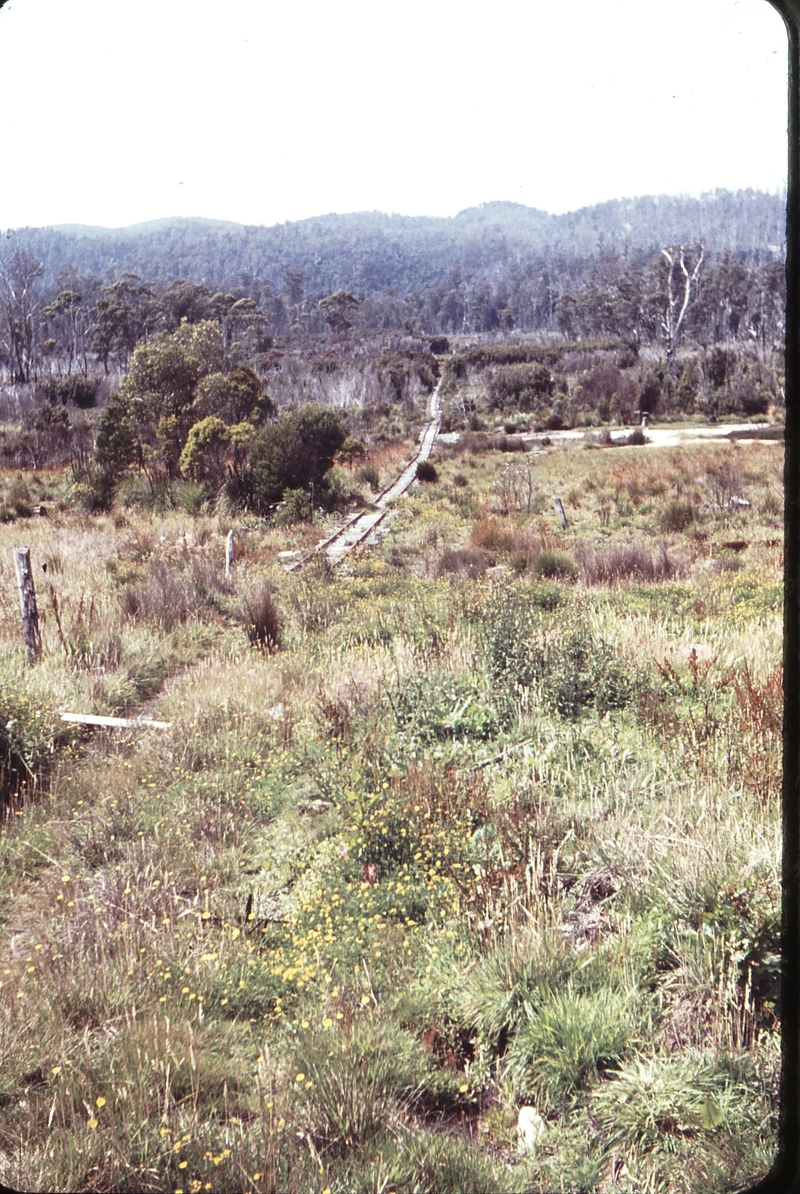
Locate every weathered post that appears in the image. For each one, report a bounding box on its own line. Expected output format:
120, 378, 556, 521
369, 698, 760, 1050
554, 497, 568, 530
13, 546, 41, 663
225, 529, 235, 578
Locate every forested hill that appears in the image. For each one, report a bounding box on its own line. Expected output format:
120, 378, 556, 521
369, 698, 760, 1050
6, 190, 785, 296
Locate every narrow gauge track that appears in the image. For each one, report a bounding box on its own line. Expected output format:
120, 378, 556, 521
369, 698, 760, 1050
285, 379, 442, 572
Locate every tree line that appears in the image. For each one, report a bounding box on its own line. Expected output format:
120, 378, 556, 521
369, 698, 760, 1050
0, 244, 786, 388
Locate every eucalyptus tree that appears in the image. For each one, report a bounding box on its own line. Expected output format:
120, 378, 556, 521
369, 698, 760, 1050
658, 245, 704, 375
0, 249, 43, 383
90, 274, 159, 373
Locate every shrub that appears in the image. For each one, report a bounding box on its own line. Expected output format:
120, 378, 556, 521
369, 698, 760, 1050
470, 515, 514, 554
474, 595, 632, 719
392, 673, 500, 744
239, 404, 346, 510
416, 459, 439, 483
274, 488, 311, 526
576, 542, 679, 585
46, 374, 99, 409
69, 465, 116, 513
760, 490, 782, 518
0, 688, 68, 803
488, 362, 553, 409
173, 479, 208, 515
5, 485, 32, 518
400, 1133, 505, 1193
541, 624, 634, 718
660, 499, 696, 532
179, 416, 231, 487
461, 927, 572, 1047
435, 548, 487, 579
337, 435, 366, 466
493, 433, 528, 452
454, 431, 490, 455
531, 549, 576, 580
592, 1052, 754, 1156
356, 464, 380, 491
452, 473, 468, 489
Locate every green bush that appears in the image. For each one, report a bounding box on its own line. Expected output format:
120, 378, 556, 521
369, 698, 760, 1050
660, 499, 696, 532
69, 465, 116, 513
399, 1133, 505, 1193
337, 435, 366, 466
461, 928, 572, 1047
274, 488, 312, 526
234, 404, 346, 511
48, 374, 99, 409
173, 479, 208, 515
392, 673, 500, 744
531, 549, 576, 580
416, 459, 438, 482
0, 689, 67, 802
355, 464, 380, 492
541, 624, 634, 719
592, 1051, 752, 1154
473, 592, 633, 720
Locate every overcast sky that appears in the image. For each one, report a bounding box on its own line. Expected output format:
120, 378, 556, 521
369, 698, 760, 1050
0, 0, 788, 230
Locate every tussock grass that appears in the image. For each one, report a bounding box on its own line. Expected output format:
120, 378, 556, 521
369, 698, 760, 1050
576, 541, 681, 584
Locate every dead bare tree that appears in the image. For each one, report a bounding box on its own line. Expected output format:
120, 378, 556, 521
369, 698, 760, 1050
0, 250, 43, 384
495, 461, 537, 513
660, 244, 704, 376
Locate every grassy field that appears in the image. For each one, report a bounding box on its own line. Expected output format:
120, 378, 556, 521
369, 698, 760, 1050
0, 431, 783, 1193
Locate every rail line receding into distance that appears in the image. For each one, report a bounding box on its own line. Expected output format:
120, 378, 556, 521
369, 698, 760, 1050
284, 379, 442, 572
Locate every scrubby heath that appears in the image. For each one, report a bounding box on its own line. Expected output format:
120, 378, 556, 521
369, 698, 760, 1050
0, 428, 783, 1194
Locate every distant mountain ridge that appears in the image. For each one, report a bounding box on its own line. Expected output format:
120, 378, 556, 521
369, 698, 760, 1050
5, 190, 785, 297
49, 216, 243, 239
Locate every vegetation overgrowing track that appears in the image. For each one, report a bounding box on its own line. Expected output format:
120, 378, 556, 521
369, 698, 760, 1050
285, 378, 442, 571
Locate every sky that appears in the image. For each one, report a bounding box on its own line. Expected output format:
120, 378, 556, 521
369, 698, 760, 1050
0, 0, 789, 230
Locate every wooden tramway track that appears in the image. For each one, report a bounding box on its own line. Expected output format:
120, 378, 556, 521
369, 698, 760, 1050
285, 378, 442, 573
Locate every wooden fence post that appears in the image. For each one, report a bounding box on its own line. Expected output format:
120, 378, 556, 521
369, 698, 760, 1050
554, 497, 568, 530
13, 546, 41, 663
225, 529, 235, 578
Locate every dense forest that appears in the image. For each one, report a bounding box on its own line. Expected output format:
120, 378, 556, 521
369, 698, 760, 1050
5, 190, 784, 297
0, 189, 786, 503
